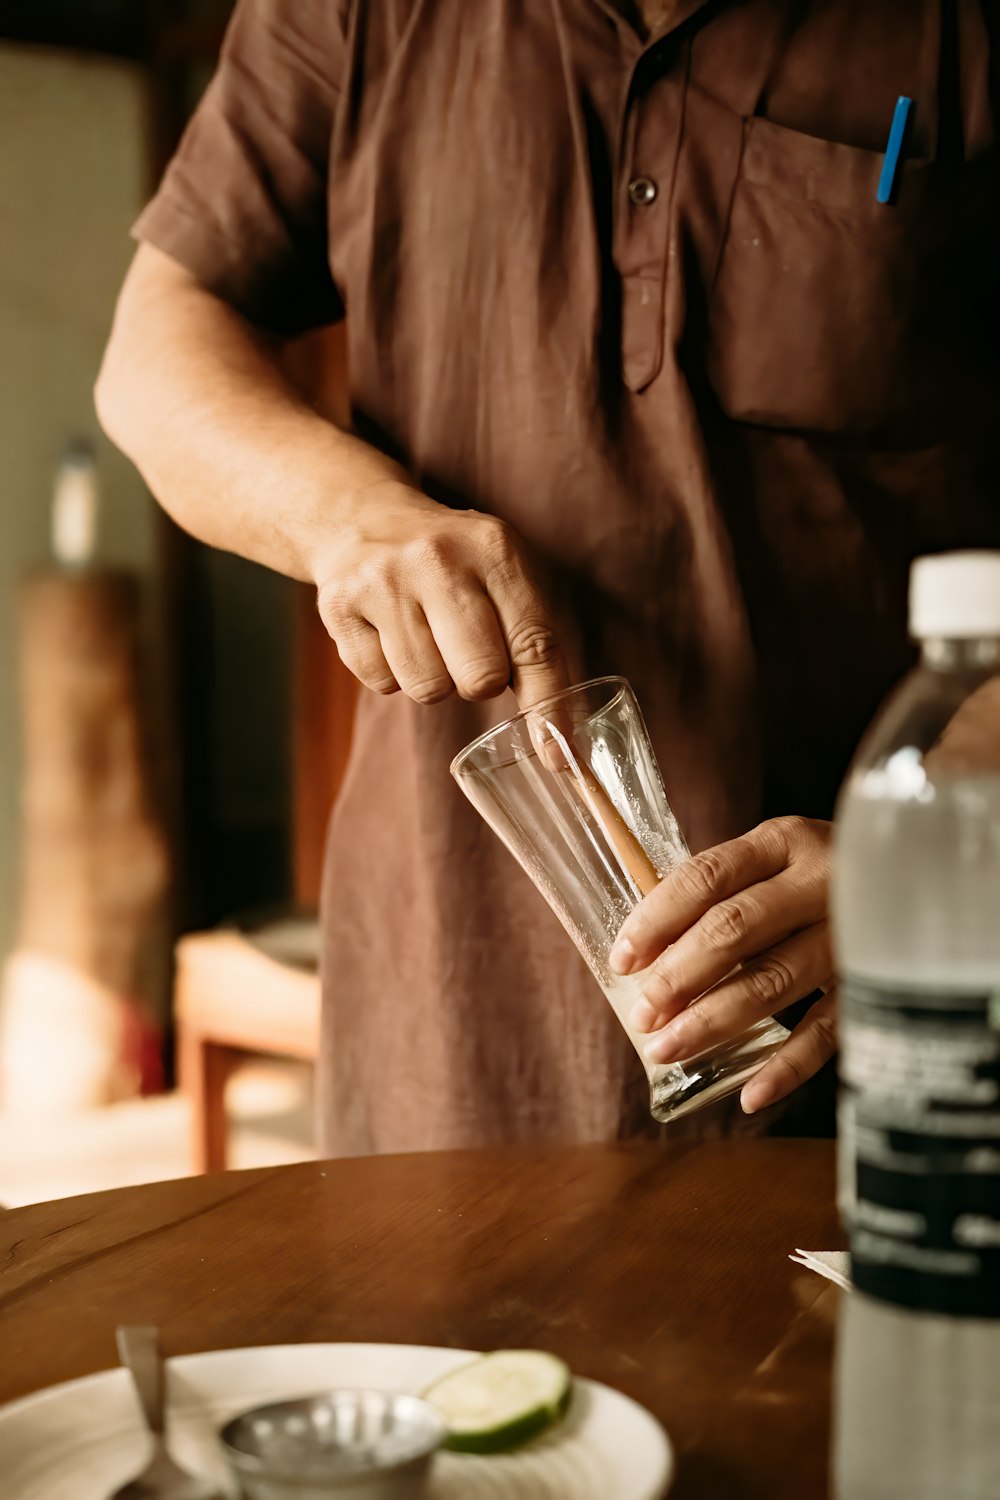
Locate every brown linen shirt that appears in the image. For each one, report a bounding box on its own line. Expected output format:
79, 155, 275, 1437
136, 0, 1000, 1155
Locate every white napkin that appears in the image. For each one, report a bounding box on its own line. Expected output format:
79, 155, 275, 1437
789, 1248, 852, 1291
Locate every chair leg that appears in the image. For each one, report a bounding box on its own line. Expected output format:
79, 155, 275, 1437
178, 1026, 239, 1174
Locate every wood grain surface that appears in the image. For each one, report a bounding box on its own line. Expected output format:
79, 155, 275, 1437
0, 1140, 842, 1498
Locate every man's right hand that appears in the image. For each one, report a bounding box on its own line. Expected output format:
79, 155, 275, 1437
313, 481, 568, 709
96, 247, 566, 711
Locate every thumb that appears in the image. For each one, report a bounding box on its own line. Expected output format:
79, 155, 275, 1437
508, 620, 569, 712
509, 622, 573, 772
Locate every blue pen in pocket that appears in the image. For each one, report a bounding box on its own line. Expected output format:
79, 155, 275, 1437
877, 95, 913, 205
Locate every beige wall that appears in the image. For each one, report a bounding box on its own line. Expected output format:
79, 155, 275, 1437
0, 44, 157, 966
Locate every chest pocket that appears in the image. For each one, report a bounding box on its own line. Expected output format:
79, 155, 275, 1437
705, 116, 997, 440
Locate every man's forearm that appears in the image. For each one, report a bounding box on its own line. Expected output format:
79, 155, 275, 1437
95, 244, 408, 584
99, 245, 568, 710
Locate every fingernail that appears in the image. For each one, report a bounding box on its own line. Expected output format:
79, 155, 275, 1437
628, 998, 657, 1033
741, 1078, 774, 1115
644, 1024, 683, 1064
609, 936, 638, 975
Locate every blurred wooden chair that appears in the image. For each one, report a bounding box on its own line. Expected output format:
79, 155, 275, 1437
175, 325, 357, 1173
175, 909, 321, 1174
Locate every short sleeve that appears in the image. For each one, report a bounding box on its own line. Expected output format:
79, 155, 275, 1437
134, 0, 348, 336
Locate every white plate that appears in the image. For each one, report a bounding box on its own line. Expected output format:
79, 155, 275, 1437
0, 1343, 674, 1499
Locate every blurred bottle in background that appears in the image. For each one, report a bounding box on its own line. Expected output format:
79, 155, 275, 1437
833, 552, 1000, 1499
50, 439, 99, 569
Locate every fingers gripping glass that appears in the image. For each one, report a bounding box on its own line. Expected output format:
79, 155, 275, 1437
451, 678, 788, 1121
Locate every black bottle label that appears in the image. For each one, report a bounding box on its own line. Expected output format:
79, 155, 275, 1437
840, 978, 1000, 1317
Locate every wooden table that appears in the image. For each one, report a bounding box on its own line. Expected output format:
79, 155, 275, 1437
0, 1139, 842, 1498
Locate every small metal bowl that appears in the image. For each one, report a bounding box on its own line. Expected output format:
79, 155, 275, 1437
218, 1390, 445, 1500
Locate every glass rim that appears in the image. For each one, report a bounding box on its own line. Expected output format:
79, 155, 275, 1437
449, 674, 631, 778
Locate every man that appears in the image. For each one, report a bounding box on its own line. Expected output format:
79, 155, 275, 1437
97, 0, 1000, 1155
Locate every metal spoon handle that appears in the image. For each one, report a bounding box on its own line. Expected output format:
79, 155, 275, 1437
116, 1325, 166, 1438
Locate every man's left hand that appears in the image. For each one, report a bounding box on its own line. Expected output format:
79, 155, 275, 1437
609, 816, 838, 1114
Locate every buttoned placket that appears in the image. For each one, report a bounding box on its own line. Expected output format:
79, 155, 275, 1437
613, 36, 691, 392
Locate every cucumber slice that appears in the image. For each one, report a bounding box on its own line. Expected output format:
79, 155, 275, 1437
423, 1350, 572, 1454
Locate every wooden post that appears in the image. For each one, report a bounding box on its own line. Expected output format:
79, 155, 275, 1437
0, 569, 170, 1112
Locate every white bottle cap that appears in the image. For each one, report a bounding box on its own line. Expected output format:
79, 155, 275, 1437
51, 443, 98, 569
910, 552, 1000, 640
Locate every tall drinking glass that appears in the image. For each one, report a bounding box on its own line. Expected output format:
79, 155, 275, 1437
451, 677, 789, 1121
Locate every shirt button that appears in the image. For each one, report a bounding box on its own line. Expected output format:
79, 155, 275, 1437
628, 176, 658, 206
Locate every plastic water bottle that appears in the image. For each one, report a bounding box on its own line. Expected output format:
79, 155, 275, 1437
832, 552, 1000, 1499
